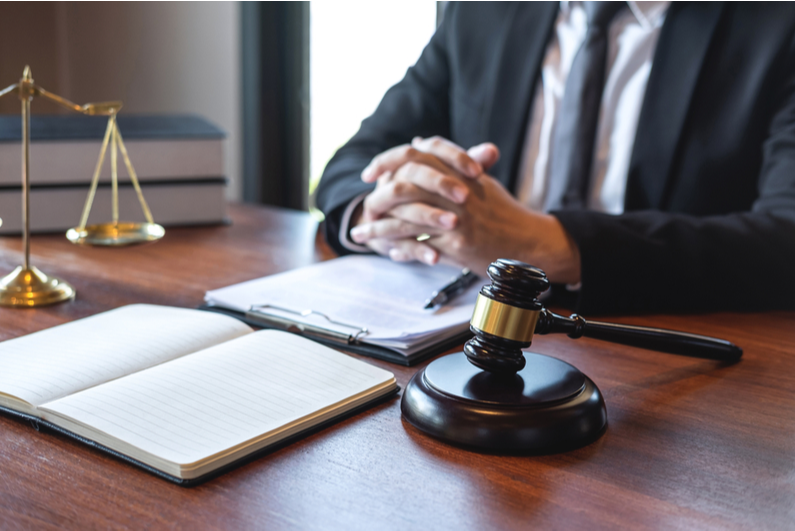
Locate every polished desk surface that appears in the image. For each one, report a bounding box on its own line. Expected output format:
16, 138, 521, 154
0, 203, 793, 530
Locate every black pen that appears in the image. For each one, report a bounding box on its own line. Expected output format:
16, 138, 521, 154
424, 268, 479, 309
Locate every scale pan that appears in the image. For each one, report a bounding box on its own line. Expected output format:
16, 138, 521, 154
66, 222, 165, 247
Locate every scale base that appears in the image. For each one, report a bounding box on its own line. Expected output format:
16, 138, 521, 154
66, 221, 164, 246
401, 352, 607, 453
0, 265, 75, 307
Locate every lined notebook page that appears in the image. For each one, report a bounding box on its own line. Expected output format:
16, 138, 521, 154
0, 305, 252, 408
40, 330, 395, 469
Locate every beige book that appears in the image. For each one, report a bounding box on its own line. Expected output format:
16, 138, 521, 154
0, 305, 397, 483
0, 182, 227, 234
0, 138, 224, 186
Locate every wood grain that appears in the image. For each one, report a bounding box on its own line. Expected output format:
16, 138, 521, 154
0, 203, 792, 530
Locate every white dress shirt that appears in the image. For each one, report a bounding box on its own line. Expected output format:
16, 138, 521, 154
518, 1, 669, 214
339, 1, 670, 251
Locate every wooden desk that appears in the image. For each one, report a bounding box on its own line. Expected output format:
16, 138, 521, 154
0, 204, 793, 530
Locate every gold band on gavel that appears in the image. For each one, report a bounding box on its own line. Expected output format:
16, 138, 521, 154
469, 294, 540, 342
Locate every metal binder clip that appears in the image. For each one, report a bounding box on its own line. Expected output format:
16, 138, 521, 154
246, 304, 369, 344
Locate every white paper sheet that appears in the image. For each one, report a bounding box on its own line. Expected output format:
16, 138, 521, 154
42, 330, 395, 466
0, 304, 252, 407
205, 256, 483, 354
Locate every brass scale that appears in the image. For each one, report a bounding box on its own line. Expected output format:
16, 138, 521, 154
0, 67, 164, 308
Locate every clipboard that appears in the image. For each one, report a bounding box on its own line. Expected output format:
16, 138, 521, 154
198, 303, 473, 366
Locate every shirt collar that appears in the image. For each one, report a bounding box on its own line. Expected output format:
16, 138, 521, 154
560, 1, 671, 30
628, 2, 670, 30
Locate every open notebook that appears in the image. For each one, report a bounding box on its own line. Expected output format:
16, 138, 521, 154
0, 304, 397, 484
204, 256, 485, 365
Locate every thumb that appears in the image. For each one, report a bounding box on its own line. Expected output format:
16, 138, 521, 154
467, 143, 500, 171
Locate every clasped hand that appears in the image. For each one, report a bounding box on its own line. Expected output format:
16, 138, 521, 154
349, 136, 581, 284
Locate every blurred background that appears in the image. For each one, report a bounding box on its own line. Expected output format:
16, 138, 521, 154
0, 1, 440, 215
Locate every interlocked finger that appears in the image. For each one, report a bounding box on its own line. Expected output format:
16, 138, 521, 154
411, 136, 483, 177
388, 202, 458, 230
365, 237, 396, 258
386, 238, 439, 266
363, 180, 432, 220
351, 217, 446, 244
361, 144, 473, 183
391, 162, 469, 204
363, 167, 465, 220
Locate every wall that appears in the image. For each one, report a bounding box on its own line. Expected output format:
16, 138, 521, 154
0, 2, 242, 200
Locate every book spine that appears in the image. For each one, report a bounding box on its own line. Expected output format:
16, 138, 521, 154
0, 139, 224, 187
0, 182, 228, 233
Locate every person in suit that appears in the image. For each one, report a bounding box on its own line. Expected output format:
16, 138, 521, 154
315, 2, 795, 314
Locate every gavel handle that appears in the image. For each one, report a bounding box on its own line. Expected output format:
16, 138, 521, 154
534, 310, 743, 362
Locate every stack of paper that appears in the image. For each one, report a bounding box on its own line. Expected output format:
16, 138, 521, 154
204, 256, 484, 360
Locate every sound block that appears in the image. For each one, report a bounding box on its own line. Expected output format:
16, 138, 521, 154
401, 352, 606, 453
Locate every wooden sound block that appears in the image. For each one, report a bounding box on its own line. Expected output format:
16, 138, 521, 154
401, 352, 607, 453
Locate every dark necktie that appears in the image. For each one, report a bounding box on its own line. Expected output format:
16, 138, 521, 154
545, 1, 626, 211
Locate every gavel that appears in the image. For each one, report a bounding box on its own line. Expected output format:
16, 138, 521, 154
401, 258, 742, 453
465, 259, 742, 375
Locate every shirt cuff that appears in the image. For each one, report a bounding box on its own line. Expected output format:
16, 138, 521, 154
338, 192, 371, 253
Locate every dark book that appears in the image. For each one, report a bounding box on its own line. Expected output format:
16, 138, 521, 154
0, 114, 225, 142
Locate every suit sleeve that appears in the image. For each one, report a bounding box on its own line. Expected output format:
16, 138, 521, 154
553, 45, 795, 315
313, 5, 456, 256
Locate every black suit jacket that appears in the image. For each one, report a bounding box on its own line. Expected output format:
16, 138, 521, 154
315, 2, 795, 315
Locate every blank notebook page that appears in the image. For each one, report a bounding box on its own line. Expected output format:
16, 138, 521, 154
0, 304, 252, 407
41, 330, 395, 467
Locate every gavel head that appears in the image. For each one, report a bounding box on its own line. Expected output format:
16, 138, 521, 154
464, 259, 549, 374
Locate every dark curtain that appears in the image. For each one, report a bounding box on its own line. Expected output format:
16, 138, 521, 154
241, 2, 309, 210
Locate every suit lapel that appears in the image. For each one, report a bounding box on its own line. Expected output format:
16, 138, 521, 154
486, 2, 558, 191
626, 2, 725, 210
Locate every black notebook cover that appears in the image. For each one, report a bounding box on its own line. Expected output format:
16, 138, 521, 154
0, 388, 399, 486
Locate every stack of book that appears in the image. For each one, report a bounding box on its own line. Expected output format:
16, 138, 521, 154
0, 114, 228, 234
